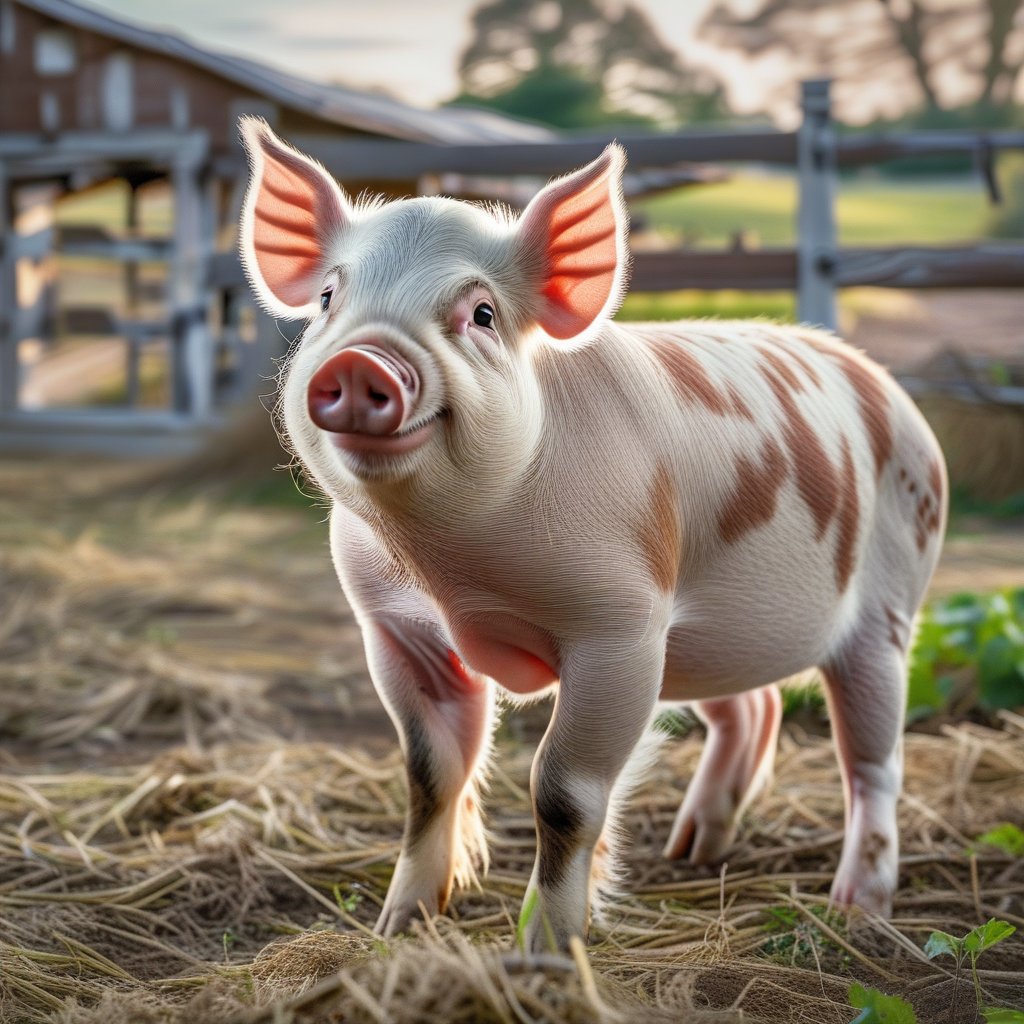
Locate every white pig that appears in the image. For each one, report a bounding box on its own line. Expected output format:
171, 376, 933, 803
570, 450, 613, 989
238, 119, 946, 953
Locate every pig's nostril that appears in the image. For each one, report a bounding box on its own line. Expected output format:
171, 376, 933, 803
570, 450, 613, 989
367, 387, 390, 407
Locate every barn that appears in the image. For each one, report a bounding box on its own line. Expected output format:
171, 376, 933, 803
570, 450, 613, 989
0, 0, 552, 454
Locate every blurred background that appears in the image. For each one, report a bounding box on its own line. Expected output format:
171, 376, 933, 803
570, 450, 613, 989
2, 4, 1024, 1022
0, 0, 1022, 772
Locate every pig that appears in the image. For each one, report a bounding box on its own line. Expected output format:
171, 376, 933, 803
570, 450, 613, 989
238, 118, 946, 953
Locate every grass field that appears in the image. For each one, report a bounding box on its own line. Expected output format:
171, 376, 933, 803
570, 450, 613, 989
635, 174, 992, 248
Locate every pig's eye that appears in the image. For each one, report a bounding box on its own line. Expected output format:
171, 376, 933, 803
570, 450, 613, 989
473, 302, 494, 328
320, 288, 333, 313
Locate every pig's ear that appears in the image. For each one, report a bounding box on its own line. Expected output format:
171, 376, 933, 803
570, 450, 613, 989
239, 117, 351, 319
516, 143, 629, 341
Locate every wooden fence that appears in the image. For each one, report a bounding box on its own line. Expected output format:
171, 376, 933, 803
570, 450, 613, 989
2, 79, 1022, 453
281, 79, 1024, 332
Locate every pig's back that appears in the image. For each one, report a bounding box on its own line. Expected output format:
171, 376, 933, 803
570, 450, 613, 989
571, 320, 944, 698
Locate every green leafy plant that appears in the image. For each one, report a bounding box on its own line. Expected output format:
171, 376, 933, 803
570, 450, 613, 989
907, 589, 1024, 719
848, 982, 918, 1023
925, 919, 1017, 1018
760, 904, 846, 967
333, 883, 364, 914
982, 1010, 1024, 1023
974, 823, 1024, 858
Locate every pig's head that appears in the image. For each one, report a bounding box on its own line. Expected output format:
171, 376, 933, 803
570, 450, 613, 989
238, 118, 628, 500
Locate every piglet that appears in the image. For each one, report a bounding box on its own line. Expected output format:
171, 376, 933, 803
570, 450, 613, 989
239, 119, 946, 953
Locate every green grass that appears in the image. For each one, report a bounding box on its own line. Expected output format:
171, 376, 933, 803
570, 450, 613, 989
636, 174, 991, 248
618, 289, 795, 322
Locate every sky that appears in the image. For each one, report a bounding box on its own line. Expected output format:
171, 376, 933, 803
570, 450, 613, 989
86, 0, 724, 108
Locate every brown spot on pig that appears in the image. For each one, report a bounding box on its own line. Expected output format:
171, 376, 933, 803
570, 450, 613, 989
726, 383, 755, 420
834, 437, 859, 593
799, 335, 894, 478
637, 465, 682, 592
884, 607, 902, 648
776, 340, 823, 388
837, 354, 893, 478
758, 346, 806, 393
405, 720, 440, 843
649, 337, 731, 415
862, 830, 889, 870
535, 770, 584, 888
717, 437, 788, 543
928, 458, 945, 504
762, 366, 839, 539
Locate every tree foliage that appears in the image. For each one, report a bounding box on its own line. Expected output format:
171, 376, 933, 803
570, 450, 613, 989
451, 0, 728, 130
700, 0, 1024, 124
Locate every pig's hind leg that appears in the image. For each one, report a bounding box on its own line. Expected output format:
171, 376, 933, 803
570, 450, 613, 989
363, 620, 495, 936
819, 607, 908, 918
663, 684, 782, 864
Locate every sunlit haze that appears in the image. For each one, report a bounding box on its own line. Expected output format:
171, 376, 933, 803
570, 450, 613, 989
85, 0, 735, 109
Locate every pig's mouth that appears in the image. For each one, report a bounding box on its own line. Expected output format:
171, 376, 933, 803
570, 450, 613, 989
328, 411, 443, 458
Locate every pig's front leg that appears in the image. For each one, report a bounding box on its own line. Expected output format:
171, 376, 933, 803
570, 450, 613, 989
363, 618, 494, 936
520, 604, 666, 953
331, 511, 493, 937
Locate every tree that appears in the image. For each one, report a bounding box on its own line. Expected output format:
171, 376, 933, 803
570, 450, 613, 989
700, 0, 1024, 125
450, 0, 729, 130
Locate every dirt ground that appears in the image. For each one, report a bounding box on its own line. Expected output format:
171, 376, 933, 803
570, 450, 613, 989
1, 444, 1023, 1022
2, 289, 1024, 1023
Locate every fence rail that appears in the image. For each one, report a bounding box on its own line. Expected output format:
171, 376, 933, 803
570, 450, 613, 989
3, 79, 1023, 452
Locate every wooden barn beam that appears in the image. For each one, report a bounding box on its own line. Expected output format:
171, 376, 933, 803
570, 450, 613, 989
264, 130, 799, 182
0, 160, 16, 413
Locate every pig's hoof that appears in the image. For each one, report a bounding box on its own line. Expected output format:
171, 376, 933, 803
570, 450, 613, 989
829, 874, 894, 919
663, 811, 735, 864
374, 894, 437, 937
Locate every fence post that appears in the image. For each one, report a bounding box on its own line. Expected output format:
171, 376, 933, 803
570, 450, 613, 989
169, 135, 212, 418
0, 161, 17, 413
797, 79, 837, 329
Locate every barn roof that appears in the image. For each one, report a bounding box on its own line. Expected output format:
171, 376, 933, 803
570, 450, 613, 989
14, 0, 554, 144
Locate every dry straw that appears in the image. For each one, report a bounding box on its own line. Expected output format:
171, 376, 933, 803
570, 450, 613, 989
2, 725, 1023, 1024
1, 460, 1022, 1023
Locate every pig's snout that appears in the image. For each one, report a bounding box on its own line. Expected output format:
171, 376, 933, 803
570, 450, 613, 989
308, 347, 418, 437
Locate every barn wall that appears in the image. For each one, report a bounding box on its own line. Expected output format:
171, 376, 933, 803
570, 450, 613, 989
0, 4, 375, 153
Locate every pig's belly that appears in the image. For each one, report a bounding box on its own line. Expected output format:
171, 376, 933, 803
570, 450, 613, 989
661, 545, 853, 701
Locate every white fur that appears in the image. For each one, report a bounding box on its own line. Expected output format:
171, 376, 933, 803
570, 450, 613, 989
239, 124, 947, 952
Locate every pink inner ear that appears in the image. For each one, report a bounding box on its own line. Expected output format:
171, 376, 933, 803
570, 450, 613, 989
253, 152, 327, 308
541, 166, 619, 339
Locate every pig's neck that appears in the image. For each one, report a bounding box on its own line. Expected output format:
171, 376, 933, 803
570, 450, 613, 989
354, 322, 642, 540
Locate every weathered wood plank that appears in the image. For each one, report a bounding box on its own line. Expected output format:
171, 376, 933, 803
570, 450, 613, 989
285, 129, 798, 181
208, 243, 1024, 296
631, 249, 797, 291
834, 244, 1024, 289
797, 80, 838, 330
0, 160, 17, 412
837, 130, 1024, 168
57, 224, 171, 262
170, 146, 213, 417
0, 409, 217, 457
62, 306, 169, 338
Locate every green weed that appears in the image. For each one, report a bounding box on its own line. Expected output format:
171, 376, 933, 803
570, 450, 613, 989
974, 823, 1024, 858
908, 589, 1024, 719
759, 904, 847, 968
333, 883, 364, 914
848, 983, 917, 1023
925, 919, 1018, 1019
